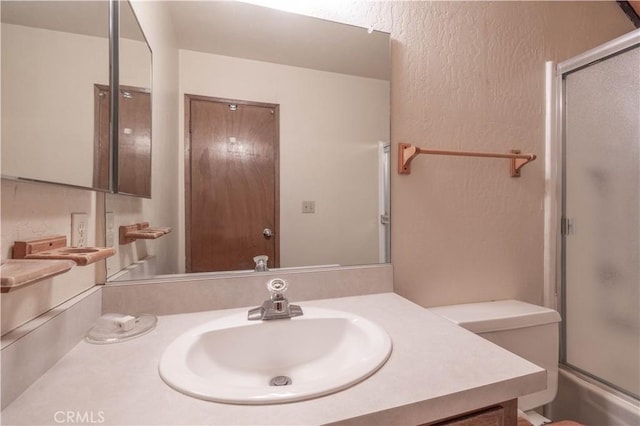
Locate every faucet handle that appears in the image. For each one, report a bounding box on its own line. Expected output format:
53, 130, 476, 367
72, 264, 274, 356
267, 278, 288, 295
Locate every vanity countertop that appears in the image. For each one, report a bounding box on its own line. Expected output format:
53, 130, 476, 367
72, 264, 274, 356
1, 293, 545, 425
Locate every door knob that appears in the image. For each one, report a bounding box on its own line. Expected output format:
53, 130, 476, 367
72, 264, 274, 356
263, 228, 273, 238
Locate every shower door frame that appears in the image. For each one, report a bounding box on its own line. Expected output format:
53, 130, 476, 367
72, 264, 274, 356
544, 28, 640, 400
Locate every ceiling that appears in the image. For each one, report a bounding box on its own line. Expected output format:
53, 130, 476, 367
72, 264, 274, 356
3, 1, 637, 79
164, 1, 390, 80
1, 0, 390, 81
1, 0, 144, 40
1, 1, 110, 38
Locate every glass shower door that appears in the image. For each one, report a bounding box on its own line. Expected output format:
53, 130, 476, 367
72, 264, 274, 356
562, 44, 640, 399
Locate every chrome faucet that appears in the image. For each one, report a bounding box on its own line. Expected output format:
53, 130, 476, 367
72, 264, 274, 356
247, 278, 303, 321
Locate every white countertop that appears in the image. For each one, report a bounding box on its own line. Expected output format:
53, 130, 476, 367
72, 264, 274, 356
1, 293, 546, 425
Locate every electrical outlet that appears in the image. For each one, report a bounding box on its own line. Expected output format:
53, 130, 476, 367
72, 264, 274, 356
105, 212, 115, 247
302, 201, 315, 214
71, 213, 89, 247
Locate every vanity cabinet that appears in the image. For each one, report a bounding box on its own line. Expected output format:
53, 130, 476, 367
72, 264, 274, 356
0, 293, 545, 425
427, 399, 518, 426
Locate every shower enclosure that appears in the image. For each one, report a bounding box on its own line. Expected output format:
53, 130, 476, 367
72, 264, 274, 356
547, 29, 640, 424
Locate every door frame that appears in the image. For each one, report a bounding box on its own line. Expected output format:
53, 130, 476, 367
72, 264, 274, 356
545, 30, 640, 389
93, 84, 111, 190
184, 94, 280, 272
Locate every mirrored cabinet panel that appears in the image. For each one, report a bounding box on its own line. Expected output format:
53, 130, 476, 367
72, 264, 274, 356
116, 0, 152, 197
2, 0, 152, 197
1, 1, 111, 190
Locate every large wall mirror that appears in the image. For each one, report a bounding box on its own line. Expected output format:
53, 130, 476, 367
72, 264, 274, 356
106, 1, 390, 282
1, 1, 111, 190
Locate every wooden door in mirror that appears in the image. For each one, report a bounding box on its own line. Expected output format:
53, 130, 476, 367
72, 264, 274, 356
95, 85, 151, 197
118, 86, 151, 197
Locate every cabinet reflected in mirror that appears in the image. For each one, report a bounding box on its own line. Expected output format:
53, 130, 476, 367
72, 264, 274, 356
1, 0, 111, 190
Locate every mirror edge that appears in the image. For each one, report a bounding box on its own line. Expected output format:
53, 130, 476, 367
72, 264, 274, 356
113, 0, 153, 199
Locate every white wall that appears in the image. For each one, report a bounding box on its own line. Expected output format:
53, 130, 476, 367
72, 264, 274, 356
0, 180, 98, 334
1, 24, 108, 187
178, 50, 390, 269
105, 0, 180, 278
0, 20, 107, 335
1, 25, 151, 190
120, 37, 152, 88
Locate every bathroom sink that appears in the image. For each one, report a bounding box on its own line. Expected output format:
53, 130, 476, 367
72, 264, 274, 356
159, 307, 392, 404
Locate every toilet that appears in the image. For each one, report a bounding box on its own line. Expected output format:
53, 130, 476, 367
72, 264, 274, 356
429, 299, 562, 426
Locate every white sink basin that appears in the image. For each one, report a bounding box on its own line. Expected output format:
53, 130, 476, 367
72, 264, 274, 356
159, 307, 392, 404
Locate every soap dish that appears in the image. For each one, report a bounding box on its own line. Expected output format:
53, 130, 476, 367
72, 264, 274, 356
86, 313, 157, 344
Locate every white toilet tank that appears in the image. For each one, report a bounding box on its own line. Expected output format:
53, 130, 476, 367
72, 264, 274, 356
429, 300, 561, 411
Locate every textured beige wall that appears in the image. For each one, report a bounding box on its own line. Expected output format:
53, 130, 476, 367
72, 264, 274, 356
270, 1, 634, 307
390, 2, 632, 307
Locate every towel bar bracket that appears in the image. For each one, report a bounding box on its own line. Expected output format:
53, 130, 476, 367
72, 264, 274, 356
398, 143, 536, 177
